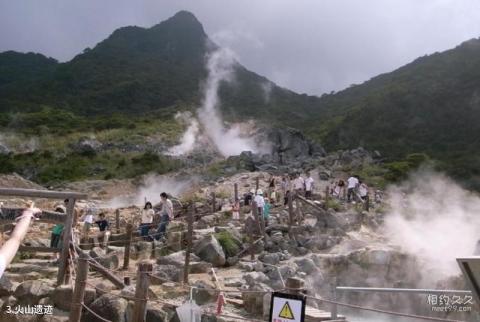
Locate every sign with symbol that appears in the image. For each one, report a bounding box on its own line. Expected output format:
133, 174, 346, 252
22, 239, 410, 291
269, 292, 305, 322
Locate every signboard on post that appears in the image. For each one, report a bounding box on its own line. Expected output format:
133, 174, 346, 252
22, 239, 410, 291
269, 292, 306, 322
457, 256, 480, 307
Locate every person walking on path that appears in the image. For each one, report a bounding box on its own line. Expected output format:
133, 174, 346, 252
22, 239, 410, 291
305, 172, 315, 199
156, 192, 174, 241
293, 173, 305, 196
140, 202, 154, 239
94, 213, 110, 248
347, 175, 360, 202
232, 199, 240, 220
254, 189, 265, 217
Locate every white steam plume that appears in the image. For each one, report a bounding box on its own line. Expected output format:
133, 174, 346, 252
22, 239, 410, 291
197, 47, 260, 157
103, 174, 194, 208
383, 170, 480, 283
167, 112, 200, 156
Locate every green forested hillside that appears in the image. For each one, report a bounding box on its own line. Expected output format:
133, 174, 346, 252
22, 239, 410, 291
1, 11, 480, 187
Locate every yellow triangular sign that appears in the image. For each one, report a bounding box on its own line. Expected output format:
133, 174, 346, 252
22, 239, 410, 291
279, 301, 295, 319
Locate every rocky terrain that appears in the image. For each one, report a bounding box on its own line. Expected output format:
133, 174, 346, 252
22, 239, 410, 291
0, 138, 476, 322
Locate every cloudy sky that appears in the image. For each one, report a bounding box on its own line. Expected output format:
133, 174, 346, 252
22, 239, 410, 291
1, 0, 480, 95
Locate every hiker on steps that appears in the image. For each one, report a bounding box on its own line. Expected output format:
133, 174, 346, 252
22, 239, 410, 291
94, 212, 110, 248
140, 201, 154, 240
293, 172, 305, 196
304, 171, 315, 199
347, 175, 360, 203
254, 189, 265, 217
155, 192, 174, 241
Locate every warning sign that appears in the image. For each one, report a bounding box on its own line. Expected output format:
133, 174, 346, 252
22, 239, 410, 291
269, 292, 306, 322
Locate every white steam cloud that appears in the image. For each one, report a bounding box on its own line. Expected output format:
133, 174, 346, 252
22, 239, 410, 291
103, 174, 195, 208
197, 47, 260, 157
169, 47, 265, 157
167, 112, 200, 156
383, 170, 480, 283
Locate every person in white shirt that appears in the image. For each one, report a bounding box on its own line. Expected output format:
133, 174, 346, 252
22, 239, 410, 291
358, 181, 369, 201
140, 201, 154, 239
81, 207, 95, 241
0, 206, 41, 278
254, 189, 265, 216
293, 173, 305, 194
304, 172, 315, 199
347, 176, 359, 202
155, 192, 174, 241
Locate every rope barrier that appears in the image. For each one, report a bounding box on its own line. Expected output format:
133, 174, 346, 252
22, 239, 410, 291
306, 295, 465, 322
81, 303, 113, 322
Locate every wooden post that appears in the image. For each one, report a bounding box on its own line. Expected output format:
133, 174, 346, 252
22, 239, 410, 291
123, 223, 133, 270
251, 201, 262, 237
286, 277, 304, 296
74, 245, 126, 289
325, 185, 330, 203
211, 192, 216, 213
287, 192, 294, 239
69, 252, 89, 322
365, 194, 370, 212
115, 209, 120, 234
234, 183, 238, 202
248, 229, 255, 260
57, 198, 76, 285
255, 177, 259, 191
132, 261, 153, 322
183, 205, 194, 284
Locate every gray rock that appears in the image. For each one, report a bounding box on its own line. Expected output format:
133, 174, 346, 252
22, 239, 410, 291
259, 253, 281, 265
192, 280, 217, 305
0, 276, 16, 297
295, 258, 321, 275
82, 294, 128, 322
14, 280, 54, 305
244, 272, 269, 286
52, 284, 95, 311
156, 250, 200, 267
194, 235, 226, 267
71, 137, 102, 155
242, 283, 272, 314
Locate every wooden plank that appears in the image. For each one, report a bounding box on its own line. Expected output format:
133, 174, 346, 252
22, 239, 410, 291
74, 244, 126, 289
0, 188, 87, 200
19, 246, 60, 253
0, 208, 67, 223
305, 306, 346, 321
57, 198, 76, 285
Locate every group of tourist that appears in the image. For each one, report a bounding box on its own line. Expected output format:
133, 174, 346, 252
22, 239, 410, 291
330, 175, 369, 202
49, 192, 175, 251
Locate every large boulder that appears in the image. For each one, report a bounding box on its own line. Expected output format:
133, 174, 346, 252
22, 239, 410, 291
156, 251, 200, 267
52, 284, 96, 311
82, 294, 128, 322
89, 247, 120, 270
14, 280, 54, 305
0, 275, 16, 297
193, 235, 226, 267
70, 137, 102, 155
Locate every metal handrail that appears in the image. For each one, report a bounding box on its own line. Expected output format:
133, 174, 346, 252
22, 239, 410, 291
330, 286, 472, 319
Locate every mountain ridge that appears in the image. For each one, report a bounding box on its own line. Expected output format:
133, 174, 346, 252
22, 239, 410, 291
1, 11, 480, 186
